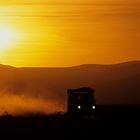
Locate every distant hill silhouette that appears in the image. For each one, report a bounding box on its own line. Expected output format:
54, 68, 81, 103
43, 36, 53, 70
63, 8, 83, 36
0, 61, 140, 106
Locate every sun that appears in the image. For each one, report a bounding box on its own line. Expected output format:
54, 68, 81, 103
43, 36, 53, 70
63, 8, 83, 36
0, 26, 19, 51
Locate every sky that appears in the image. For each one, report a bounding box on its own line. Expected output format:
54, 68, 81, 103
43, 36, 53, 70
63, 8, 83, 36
0, 0, 140, 67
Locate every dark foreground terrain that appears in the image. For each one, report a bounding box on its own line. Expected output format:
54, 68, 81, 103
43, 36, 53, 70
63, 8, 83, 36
0, 105, 140, 139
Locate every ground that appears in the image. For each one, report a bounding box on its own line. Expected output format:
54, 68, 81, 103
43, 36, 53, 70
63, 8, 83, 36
0, 105, 140, 139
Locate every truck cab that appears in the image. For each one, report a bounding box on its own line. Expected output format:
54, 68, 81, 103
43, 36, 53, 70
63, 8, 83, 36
67, 87, 96, 119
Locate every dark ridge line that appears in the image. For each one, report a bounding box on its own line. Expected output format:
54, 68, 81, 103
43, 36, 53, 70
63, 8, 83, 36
0, 60, 139, 69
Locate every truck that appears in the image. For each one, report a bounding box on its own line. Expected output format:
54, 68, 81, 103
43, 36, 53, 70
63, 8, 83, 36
67, 87, 96, 119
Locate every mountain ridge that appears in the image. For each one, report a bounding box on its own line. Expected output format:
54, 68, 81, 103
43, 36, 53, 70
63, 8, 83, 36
0, 60, 139, 113
0, 60, 140, 69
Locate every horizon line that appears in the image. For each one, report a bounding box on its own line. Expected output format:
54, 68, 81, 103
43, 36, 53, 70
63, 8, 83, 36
1, 2, 138, 6
0, 60, 140, 69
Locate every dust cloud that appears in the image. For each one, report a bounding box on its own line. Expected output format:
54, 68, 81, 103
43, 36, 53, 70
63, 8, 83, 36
0, 92, 66, 116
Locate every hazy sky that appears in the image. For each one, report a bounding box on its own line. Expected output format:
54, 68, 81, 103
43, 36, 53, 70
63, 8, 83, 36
0, 0, 140, 67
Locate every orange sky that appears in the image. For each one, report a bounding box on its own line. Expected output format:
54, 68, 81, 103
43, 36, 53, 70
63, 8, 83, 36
0, 0, 140, 67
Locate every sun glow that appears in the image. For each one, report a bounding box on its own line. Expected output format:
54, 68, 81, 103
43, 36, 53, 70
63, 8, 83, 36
0, 26, 19, 51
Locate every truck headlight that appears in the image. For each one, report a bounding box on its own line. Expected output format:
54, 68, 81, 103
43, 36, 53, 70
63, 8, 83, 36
92, 106, 95, 109
78, 106, 81, 109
